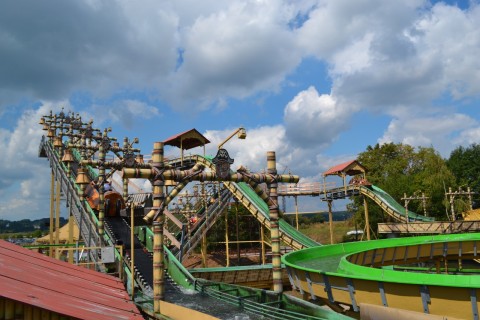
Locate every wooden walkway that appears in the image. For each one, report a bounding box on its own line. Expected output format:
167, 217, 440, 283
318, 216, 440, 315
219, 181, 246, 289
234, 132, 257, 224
378, 220, 480, 234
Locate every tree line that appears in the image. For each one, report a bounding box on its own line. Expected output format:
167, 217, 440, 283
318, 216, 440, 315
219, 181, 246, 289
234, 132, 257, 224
349, 142, 480, 231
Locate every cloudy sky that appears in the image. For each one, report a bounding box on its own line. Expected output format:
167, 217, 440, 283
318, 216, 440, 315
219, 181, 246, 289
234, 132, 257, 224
1, 0, 479, 220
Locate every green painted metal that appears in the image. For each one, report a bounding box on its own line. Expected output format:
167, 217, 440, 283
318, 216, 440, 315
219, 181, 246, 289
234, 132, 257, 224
282, 232, 480, 287
195, 280, 353, 320
236, 180, 319, 247
164, 246, 195, 290
190, 263, 277, 273
368, 185, 434, 222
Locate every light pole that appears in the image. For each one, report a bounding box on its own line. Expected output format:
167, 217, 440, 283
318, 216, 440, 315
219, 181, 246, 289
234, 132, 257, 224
217, 127, 246, 266
218, 127, 247, 149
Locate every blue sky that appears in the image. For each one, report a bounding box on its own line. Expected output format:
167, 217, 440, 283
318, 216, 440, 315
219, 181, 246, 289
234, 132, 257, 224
1, 0, 480, 220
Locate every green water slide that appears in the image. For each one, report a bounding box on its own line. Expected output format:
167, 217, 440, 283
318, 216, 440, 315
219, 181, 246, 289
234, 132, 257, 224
190, 155, 319, 250
234, 181, 319, 248
358, 184, 435, 222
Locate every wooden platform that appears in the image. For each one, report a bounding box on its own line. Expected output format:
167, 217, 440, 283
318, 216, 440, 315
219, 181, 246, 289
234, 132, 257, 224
378, 220, 480, 234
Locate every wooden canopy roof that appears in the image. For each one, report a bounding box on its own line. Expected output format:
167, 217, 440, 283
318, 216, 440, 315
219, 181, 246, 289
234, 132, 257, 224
164, 128, 210, 150
323, 160, 367, 177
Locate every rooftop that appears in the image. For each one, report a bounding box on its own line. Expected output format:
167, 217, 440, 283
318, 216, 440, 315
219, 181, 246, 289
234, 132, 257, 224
0, 239, 143, 320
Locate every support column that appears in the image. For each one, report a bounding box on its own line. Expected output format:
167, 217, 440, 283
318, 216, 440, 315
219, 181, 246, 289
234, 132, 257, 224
123, 177, 129, 202
98, 141, 105, 237
260, 224, 266, 265
130, 204, 135, 298
294, 196, 299, 230
328, 200, 334, 244
267, 151, 282, 293
201, 235, 207, 268
236, 203, 240, 264
153, 221, 162, 314
225, 209, 230, 267
49, 171, 54, 257
55, 174, 61, 259
152, 142, 165, 315
363, 196, 371, 240
68, 215, 74, 264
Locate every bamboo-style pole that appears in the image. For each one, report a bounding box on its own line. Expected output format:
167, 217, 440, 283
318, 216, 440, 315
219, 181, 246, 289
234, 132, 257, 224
267, 151, 282, 293
364, 196, 371, 240
152, 221, 162, 314
328, 200, 334, 244
131, 204, 135, 299
123, 177, 129, 202
98, 138, 105, 237
152, 142, 165, 315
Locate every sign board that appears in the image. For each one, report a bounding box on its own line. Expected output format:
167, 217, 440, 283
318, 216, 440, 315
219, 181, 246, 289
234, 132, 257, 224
101, 246, 115, 263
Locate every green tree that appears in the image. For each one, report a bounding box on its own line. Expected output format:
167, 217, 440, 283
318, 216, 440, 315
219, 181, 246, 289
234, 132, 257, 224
352, 143, 455, 230
447, 144, 480, 209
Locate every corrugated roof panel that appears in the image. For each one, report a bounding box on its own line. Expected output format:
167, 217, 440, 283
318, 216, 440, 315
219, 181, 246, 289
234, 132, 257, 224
0, 240, 143, 320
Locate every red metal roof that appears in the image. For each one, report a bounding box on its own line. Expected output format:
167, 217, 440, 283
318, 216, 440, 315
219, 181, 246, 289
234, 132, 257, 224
164, 128, 210, 150
0, 240, 143, 320
323, 160, 366, 177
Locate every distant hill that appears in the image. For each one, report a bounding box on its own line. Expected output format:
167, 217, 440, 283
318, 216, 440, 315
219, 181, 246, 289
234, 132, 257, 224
0, 218, 67, 234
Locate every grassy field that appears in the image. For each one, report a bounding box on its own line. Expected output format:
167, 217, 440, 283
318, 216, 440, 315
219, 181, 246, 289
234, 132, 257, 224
298, 219, 361, 244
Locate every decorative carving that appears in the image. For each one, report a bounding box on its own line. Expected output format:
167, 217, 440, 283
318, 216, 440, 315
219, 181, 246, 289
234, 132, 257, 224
212, 148, 234, 179
124, 152, 135, 167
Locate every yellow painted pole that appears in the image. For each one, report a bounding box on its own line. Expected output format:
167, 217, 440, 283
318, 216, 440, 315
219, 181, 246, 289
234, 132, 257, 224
363, 196, 371, 240
201, 235, 207, 268
201, 182, 207, 268
328, 200, 334, 244
49, 171, 54, 257
68, 216, 74, 264
404, 193, 409, 233
236, 203, 240, 264
55, 177, 61, 258
295, 196, 299, 230
260, 224, 266, 265
225, 208, 230, 267
131, 204, 135, 299
267, 151, 282, 293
